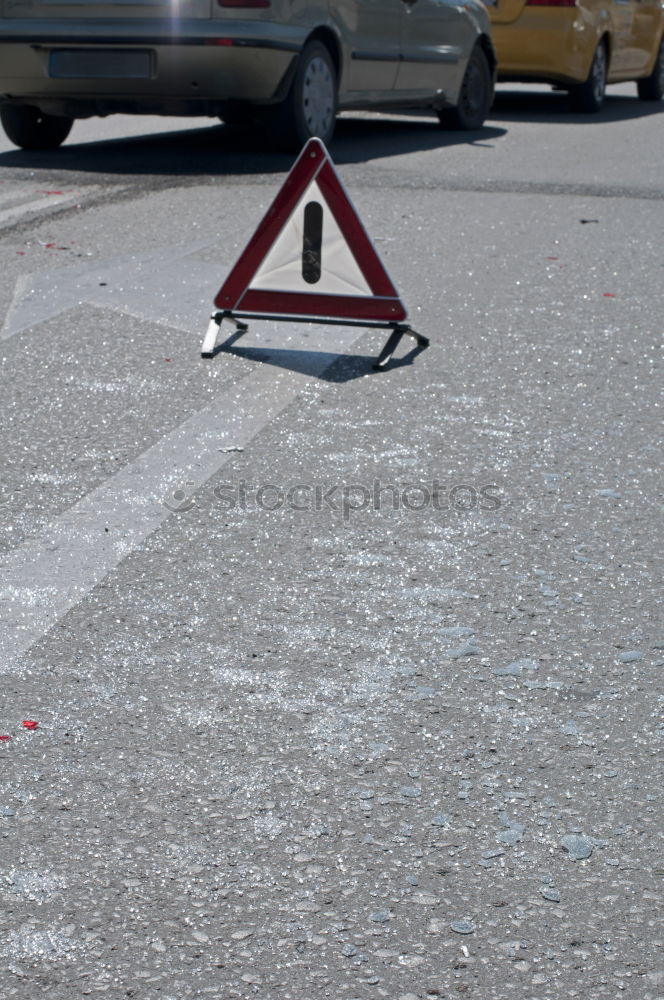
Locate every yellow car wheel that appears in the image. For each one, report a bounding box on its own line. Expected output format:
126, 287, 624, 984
569, 41, 607, 113
637, 40, 664, 101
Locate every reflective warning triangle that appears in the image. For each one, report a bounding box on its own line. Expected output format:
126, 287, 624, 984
214, 138, 407, 323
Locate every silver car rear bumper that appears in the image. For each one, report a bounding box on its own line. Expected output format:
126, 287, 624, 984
0, 19, 302, 114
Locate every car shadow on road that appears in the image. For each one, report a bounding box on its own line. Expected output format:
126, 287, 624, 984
0, 114, 506, 177
490, 87, 664, 124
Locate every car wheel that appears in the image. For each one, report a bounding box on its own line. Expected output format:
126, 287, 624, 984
569, 41, 607, 112
437, 45, 493, 131
637, 39, 664, 101
0, 105, 73, 150
270, 40, 338, 150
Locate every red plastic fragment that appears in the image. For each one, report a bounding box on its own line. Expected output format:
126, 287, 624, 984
22, 720, 38, 730
0, 734, 11, 742
603, 293, 615, 297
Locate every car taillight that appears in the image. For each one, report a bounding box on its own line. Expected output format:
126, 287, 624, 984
217, 0, 270, 7
526, 0, 577, 5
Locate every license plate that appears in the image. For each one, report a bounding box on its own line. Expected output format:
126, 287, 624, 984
49, 50, 153, 79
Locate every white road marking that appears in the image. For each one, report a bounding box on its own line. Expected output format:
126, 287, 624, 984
0, 322, 371, 668
2, 273, 31, 339
0, 184, 113, 231
1, 240, 219, 340
0, 193, 78, 228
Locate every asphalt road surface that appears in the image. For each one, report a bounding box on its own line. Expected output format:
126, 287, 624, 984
1, 83, 663, 999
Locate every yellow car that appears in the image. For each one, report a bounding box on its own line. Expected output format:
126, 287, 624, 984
488, 0, 664, 111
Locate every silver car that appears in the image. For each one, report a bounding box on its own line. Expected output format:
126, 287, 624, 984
0, 0, 495, 150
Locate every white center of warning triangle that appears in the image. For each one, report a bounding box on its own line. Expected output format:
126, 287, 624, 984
248, 179, 372, 297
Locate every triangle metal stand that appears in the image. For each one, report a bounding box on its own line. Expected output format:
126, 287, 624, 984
201, 310, 429, 370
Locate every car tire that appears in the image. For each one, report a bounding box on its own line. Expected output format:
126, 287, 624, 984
269, 40, 338, 150
0, 105, 73, 150
569, 41, 607, 112
637, 39, 664, 101
437, 44, 493, 131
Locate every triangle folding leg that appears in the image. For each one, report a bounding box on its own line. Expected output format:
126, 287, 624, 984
202, 309, 429, 368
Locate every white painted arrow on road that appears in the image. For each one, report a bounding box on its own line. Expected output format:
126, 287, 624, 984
2, 239, 224, 341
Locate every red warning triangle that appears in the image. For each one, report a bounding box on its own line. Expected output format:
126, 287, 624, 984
214, 138, 407, 323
